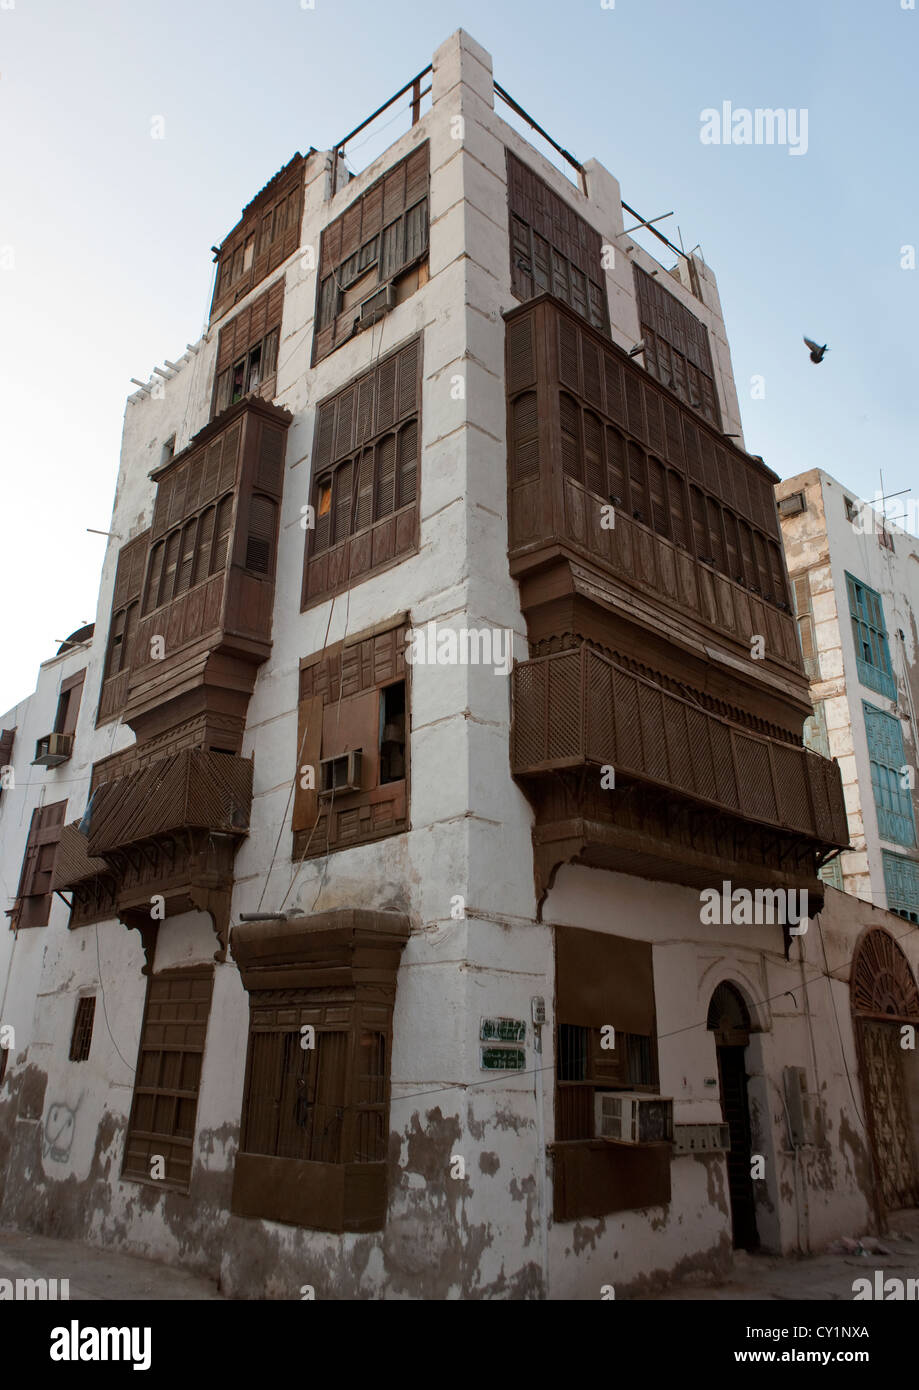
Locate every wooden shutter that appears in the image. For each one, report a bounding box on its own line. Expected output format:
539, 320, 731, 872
555, 926, 656, 1035
313, 145, 430, 365
144, 543, 164, 613
560, 395, 581, 481
628, 442, 649, 519
633, 264, 720, 427
124, 967, 214, 1189
333, 461, 354, 543
506, 150, 609, 335
58, 670, 85, 737
354, 449, 374, 531
99, 531, 150, 719
648, 458, 669, 536
159, 529, 181, 605
192, 508, 215, 586
292, 694, 324, 833
512, 393, 540, 483
245, 495, 276, 574
375, 436, 396, 518
175, 519, 197, 595
210, 495, 234, 574
14, 800, 67, 928
396, 421, 418, 508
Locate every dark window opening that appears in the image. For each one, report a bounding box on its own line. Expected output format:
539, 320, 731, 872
379, 681, 406, 785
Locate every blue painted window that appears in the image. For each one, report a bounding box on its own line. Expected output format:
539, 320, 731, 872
882, 850, 919, 923
845, 572, 895, 699
863, 702, 916, 846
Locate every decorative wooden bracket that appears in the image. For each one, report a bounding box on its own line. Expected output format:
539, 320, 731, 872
119, 908, 158, 976
189, 884, 232, 964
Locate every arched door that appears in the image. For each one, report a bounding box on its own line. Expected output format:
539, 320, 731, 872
851, 929, 919, 1214
708, 982, 758, 1250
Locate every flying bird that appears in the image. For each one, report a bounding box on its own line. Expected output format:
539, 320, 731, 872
803, 336, 829, 364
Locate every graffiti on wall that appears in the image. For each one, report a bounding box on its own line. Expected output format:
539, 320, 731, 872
42, 1096, 82, 1163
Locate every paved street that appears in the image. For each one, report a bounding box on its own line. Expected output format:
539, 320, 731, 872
0, 1228, 223, 1300
2, 1213, 917, 1300
648, 1209, 919, 1300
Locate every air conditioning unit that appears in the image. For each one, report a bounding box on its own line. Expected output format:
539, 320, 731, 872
32, 732, 74, 767
778, 491, 806, 517
594, 1092, 674, 1144
318, 750, 362, 797
358, 282, 397, 327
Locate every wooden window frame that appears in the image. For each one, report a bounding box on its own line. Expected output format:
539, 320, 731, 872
292, 617, 410, 860
506, 150, 609, 336
231, 909, 409, 1233
634, 266, 721, 429
312, 144, 430, 365
545, 381, 789, 608
8, 799, 68, 930
210, 156, 304, 323
97, 531, 150, 726
302, 338, 422, 607
143, 490, 236, 617
551, 926, 669, 1221
214, 325, 281, 418
122, 966, 214, 1192
54, 669, 85, 739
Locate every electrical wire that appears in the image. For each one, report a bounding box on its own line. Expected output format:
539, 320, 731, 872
94, 922, 136, 1076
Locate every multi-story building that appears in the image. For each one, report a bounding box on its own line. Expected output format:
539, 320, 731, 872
1, 31, 917, 1298
778, 469, 919, 921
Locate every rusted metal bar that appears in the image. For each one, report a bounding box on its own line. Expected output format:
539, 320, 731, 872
329, 64, 433, 199
493, 81, 586, 192
621, 199, 690, 261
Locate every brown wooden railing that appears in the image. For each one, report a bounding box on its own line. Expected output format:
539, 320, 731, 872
511, 647, 849, 848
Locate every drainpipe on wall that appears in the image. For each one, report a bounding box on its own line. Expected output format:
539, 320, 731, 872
531, 996, 550, 1298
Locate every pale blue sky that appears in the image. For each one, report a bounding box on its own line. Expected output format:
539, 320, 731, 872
1, 0, 916, 712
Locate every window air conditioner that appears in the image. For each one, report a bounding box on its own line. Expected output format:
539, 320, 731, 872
594, 1092, 674, 1144
318, 750, 363, 796
32, 732, 74, 767
358, 283, 397, 328
778, 492, 806, 517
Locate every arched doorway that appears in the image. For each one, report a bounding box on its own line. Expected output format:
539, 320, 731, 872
851, 928, 919, 1215
707, 982, 758, 1250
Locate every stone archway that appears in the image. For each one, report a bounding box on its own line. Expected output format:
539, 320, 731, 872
851, 928, 919, 1214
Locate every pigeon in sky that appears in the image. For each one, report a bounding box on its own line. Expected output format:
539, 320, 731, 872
803, 336, 829, 364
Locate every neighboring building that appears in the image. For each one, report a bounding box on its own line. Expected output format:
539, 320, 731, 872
778, 469, 919, 922
1, 31, 917, 1299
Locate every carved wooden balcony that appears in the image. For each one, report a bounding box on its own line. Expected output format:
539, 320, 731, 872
85, 749, 252, 856
511, 645, 849, 901
504, 296, 811, 726
53, 750, 252, 960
